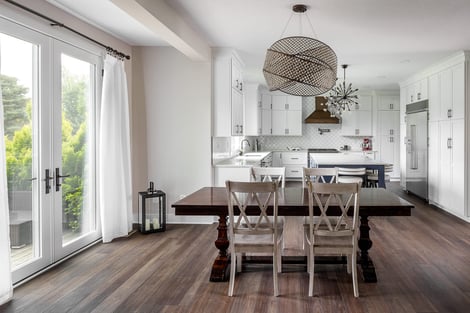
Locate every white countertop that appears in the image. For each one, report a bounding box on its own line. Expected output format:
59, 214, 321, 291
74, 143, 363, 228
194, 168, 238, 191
214, 151, 271, 168
309, 152, 387, 165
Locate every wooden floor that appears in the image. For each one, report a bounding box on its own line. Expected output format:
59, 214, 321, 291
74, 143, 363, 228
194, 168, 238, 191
1, 183, 470, 313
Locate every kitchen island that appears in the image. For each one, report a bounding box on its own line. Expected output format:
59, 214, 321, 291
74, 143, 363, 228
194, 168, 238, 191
309, 152, 388, 188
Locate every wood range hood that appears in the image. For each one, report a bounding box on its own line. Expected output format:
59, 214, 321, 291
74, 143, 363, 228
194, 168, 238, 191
304, 97, 340, 124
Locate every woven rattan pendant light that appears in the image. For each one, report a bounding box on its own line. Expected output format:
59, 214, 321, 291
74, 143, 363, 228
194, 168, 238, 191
263, 4, 337, 96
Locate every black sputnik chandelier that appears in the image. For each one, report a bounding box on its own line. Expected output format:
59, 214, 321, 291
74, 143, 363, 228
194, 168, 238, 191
323, 64, 359, 117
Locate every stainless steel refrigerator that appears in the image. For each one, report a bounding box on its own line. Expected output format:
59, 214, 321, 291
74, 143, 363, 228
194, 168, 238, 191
405, 100, 428, 200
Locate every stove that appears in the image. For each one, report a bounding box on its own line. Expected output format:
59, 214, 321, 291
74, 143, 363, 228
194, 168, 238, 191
308, 148, 340, 153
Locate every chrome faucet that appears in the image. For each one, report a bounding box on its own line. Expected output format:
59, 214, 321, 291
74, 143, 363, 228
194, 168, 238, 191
240, 139, 251, 154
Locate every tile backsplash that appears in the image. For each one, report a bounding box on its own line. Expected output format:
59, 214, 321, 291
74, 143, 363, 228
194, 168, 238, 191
212, 96, 372, 160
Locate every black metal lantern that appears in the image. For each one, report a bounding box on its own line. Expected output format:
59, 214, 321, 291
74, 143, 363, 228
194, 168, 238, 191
138, 187, 166, 233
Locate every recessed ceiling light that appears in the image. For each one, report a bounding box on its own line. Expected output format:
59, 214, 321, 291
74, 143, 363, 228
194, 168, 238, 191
400, 59, 411, 64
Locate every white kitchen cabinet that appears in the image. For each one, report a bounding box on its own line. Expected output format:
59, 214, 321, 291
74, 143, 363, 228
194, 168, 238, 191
231, 88, 244, 135
341, 95, 372, 136
214, 167, 251, 187
279, 151, 307, 180
262, 93, 302, 136
272, 152, 282, 167
244, 83, 262, 136
427, 121, 439, 202
261, 94, 272, 135
378, 95, 400, 111
378, 110, 400, 179
405, 78, 428, 104
213, 49, 244, 137
436, 119, 465, 217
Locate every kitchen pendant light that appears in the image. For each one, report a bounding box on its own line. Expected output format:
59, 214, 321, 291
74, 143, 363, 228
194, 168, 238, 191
323, 64, 359, 117
262, 4, 337, 96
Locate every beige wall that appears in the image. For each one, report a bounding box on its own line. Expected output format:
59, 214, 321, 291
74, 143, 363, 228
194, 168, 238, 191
134, 46, 213, 223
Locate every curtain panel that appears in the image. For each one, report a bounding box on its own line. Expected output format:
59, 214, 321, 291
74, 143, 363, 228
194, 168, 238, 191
99, 55, 133, 243
0, 80, 13, 305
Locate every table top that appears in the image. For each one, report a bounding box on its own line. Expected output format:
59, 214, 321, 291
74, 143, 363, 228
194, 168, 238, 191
172, 187, 413, 217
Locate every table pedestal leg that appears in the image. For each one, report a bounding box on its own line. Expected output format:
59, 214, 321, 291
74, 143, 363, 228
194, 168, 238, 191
358, 215, 377, 283
210, 214, 230, 282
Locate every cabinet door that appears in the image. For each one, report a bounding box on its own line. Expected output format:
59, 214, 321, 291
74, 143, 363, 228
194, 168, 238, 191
272, 95, 287, 110
271, 110, 286, 135
438, 120, 452, 209
427, 121, 439, 203
428, 73, 440, 122
286, 110, 302, 136
439, 68, 453, 120
378, 95, 399, 111
452, 63, 465, 119
355, 110, 372, 136
451, 119, 464, 215
243, 83, 261, 136
231, 89, 243, 135
340, 112, 356, 136
261, 94, 272, 110
261, 109, 272, 135
378, 111, 399, 136
272, 152, 282, 167
287, 95, 302, 110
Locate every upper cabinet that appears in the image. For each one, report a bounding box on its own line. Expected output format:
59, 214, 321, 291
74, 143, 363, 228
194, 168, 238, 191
341, 95, 373, 136
404, 78, 428, 104
377, 95, 400, 111
244, 83, 263, 136
428, 63, 465, 122
261, 93, 303, 136
213, 49, 244, 137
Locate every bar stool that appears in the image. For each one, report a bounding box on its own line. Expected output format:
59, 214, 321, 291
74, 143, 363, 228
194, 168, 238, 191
367, 164, 393, 188
337, 167, 366, 186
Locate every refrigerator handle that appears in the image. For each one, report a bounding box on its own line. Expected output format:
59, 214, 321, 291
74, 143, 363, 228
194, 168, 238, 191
410, 125, 418, 170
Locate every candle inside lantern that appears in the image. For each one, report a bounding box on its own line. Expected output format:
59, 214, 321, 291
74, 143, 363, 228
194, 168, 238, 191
153, 217, 160, 229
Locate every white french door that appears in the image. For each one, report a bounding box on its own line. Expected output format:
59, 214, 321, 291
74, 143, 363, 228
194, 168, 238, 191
1, 17, 101, 283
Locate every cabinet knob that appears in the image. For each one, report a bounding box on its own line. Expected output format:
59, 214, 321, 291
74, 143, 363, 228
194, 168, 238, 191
390, 103, 393, 110
417, 92, 421, 100
239, 82, 243, 91
447, 109, 452, 118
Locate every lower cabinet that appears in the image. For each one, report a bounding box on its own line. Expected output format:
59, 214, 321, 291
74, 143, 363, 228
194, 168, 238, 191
279, 152, 308, 180
428, 119, 465, 218
214, 167, 251, 187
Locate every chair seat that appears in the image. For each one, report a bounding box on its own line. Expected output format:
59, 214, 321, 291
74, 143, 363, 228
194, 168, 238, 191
338, 176, 363, 184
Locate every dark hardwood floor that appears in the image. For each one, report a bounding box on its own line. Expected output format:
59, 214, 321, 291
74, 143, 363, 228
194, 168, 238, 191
1, 182, 470, 313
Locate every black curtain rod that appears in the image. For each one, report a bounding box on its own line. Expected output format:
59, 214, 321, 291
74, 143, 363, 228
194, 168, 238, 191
5, 0, 131, 60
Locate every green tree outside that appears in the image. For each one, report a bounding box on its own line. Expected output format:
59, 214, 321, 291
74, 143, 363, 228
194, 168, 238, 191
2, 70, 88, 233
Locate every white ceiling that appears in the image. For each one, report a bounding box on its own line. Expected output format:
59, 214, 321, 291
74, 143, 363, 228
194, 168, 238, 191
46, 0, 470, 91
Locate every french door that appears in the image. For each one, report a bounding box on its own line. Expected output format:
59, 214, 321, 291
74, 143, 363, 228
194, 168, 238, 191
1, 17, 101, 283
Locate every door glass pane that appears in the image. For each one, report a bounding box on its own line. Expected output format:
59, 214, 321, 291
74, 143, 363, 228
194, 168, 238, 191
60, 53, 95, 245
1, 33, 39, 268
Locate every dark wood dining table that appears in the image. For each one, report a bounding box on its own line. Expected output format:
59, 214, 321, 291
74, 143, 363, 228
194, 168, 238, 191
172, 187, 413, 283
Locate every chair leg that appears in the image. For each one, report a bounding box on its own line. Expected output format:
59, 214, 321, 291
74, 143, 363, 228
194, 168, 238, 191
236, 253, 242, 273
228, 250, 236, 296
347, 254, 352, 274
308, 245, 314, 297
352, 251, 359, 297
273, 246, 279, 296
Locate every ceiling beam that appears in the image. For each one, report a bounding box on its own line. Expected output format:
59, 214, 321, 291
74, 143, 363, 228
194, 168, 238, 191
111, 0, 210, 61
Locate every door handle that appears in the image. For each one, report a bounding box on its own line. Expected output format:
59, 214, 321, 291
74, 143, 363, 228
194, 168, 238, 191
44, 169, 53, 194
55, 168, 70, 191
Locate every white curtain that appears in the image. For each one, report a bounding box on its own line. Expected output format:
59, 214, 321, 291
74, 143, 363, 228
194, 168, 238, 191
99, 55, 132, 243
0, 79, 13, 304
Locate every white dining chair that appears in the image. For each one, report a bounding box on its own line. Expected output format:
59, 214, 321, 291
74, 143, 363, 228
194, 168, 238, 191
250, 166, 286, 188
302, 167, 338, 188
225, 180, 283, 297
304, 181, 360, 297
